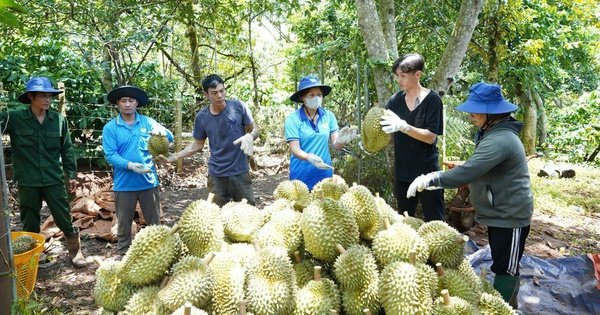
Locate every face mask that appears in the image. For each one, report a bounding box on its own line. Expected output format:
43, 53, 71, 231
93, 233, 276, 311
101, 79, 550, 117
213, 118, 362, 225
304, 96, 322, 109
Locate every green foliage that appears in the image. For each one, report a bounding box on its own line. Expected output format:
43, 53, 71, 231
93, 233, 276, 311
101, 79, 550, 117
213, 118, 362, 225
442, 95, 476, 162
543, 89, 600, 165
0, 0, 26, 28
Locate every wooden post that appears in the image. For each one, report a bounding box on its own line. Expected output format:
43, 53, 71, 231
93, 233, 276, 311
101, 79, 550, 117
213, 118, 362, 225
57, 82, 66, 116
0, 188, 16, 314
175, 99, 183, 173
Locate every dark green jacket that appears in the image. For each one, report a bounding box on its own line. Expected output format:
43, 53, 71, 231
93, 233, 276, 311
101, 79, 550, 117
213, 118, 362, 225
433, 119, 533, 228
0, 108, 76, 186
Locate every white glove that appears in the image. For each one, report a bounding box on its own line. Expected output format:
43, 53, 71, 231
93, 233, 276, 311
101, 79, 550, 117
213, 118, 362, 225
156, 153, 178, 163
233, 133, 254, 156
335, 126, 359, 146
127, 162, 150, 174
380, 109, 411, 134
306, 153, 333, 170
357, 141, 373, 155
150, 124, 168, 136
407, 171, 441, 198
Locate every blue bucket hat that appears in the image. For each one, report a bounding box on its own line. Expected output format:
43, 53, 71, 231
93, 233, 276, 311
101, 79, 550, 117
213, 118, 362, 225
18, 77, 63, 104
456, 82, 518, 114
289, 75, 332, 103
107, 86, 149, 107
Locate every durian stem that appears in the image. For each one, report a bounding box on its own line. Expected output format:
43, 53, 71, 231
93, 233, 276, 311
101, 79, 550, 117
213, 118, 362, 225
441, 289, 451, 305
408, 251, 416, 265
458, 234, 469, 244
184, 302, 192, 315
207, 193, 215, 203
160, 276, 170, 289
314, 266, 322, 281
252, 240, 261, 252
375, 192, 380, 198
403, 211, 410, 218
435, 263, 445, 277
335, 244, 346, 254
239, 300, 247, 314
362, 308, 372, 315
329, 310, 338, 315
383, 218, 391, 230
170, 224, 179, 234
203, 252, 215, 265
293, 251, 302, 263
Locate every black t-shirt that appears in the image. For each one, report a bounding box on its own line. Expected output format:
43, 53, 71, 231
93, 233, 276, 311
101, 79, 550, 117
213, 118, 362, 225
385, 90, 443, 182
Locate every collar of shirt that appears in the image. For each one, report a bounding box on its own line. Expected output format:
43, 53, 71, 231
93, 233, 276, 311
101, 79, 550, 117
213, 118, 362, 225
24, 108, 55, 122
116, 112, 141, 127
299, 106, 325, 131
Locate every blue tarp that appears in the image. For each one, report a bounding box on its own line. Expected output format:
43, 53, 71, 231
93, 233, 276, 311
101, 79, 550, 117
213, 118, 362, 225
466, 241, 600, 315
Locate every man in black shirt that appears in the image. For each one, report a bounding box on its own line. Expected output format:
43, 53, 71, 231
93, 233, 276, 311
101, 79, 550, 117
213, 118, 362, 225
380, 53, 445, 221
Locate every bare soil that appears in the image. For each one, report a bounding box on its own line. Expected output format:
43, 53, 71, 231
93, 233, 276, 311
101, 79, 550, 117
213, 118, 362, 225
8, 151, 600, 314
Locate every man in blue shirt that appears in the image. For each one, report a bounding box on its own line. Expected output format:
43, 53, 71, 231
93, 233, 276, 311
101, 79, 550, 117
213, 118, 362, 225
162, 74, 258, 206
102, 85, 173, 253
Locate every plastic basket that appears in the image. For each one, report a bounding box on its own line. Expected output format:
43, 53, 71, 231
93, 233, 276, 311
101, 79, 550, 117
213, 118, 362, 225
11, 231, 46, 299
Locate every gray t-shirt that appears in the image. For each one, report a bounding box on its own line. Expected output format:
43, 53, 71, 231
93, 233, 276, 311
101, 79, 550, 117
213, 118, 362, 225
193, 99, 254, 177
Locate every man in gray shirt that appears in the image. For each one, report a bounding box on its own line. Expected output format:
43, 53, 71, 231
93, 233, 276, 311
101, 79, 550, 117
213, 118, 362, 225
162, 74, 259, 206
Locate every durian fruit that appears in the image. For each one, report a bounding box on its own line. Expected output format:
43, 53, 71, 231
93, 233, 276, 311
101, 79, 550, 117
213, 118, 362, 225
379, 261, 433, 315
312, 175, 349, 201
177, 193, 224, 258
479, 292, 518, 315
333, 244, 381, 315
294, 266, 341, 315
95, 307, 116, 315
222, 199, 264, 242
170, 302, 209, 315
418, 220, 468, 269
122, 286, 168, 315
93, 261, 135, 312
148, 134, 169, 157
374, 193, 403, 226
120, 225, 181, 286
301, 197, 360, 262
360, 106, 390, 153
158, 254, 216, 311
210, 252, 246, 315
339, 184, 382, 240
371, 219, 429, 267
261, 198, 295, 225
254, 207, 302, 255
432, 289, 476, 315
436, 263, 482, 305
245, 246, 297, 315
12, 238, 35, 254
401, 211, 425, 230
293, 251, 316, 288
273, 180, 311, 211
224, 242, 259, 277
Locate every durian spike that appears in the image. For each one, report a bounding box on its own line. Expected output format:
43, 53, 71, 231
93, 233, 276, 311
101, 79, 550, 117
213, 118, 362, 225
408, 251, 416, 265
441, 289, 451, 305
335, 244, 346, 255
458, 234, 469, 244
293, 251, 302, 263
160, 276, 170, 289
252, 240, 261, 252
383, 217, 391, 230
435, 263, 445, 277
207, 192, 215, 203
239, 300, 247, 315
203, 252, 215, 265
183, 302, 192, 315
241, 198, 248, 204
362, 308, 372, 315
329, 310, 338, 315
314, 188, 325, 200
170, 223, 179, 234
314, 266, 322, 281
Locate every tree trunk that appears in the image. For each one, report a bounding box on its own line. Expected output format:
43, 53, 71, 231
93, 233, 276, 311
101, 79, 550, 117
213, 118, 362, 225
355, 0, 392, 106
378, 0, 398, 60
516, 83, 537, 155
430, 0, 484, 95
533, 89, 547, 148
248, 14, 259, 106
184, 1, 203, 100
486, 1, 502, 83
101, 45, 114, 91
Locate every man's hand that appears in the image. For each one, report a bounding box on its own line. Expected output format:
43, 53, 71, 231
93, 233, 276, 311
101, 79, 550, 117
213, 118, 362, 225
336, 126, 359, 146
407, 171, 441, 198
127, 162, 150, 174
156, 153, 178, 163
307, 153, 334, 170
380, 109, 411, 134
233, 133, 254, 156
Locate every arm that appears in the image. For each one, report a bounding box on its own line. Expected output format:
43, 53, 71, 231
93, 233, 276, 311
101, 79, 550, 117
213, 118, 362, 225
289, 140, 310, 160
404, 127, 438, 145
60, 115, 77, 180
170, 138, 205, 161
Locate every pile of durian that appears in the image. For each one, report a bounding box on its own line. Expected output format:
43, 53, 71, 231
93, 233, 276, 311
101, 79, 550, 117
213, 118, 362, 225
94, 175, 517, 315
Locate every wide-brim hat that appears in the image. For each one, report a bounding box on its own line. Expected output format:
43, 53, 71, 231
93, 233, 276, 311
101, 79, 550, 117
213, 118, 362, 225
289, 74, 332, 103
107, 86, 149, 107
456, 82, 518, 114
18, 77, 63, 104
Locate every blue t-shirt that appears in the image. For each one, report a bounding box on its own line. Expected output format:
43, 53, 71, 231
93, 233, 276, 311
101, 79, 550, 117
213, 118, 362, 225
284, 107, 338, 189
193, 99, 254, 177
102, 113, 174, 191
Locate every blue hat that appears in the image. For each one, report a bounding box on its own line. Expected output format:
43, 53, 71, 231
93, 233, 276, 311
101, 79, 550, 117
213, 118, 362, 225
107, 86, 149, 107
456, 82, 518, 114
289, 75, 332, 103
18, 77, 63, 104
